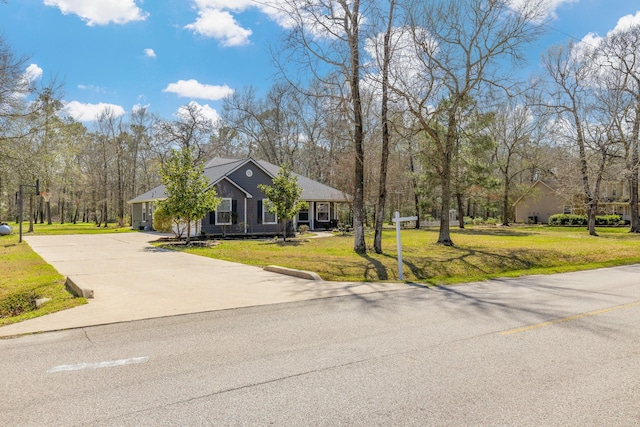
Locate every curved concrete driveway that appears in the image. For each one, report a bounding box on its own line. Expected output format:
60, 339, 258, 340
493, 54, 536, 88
0, 232, 406, 337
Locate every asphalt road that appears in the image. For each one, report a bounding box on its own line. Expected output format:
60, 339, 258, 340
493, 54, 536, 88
2, 265, 640, 426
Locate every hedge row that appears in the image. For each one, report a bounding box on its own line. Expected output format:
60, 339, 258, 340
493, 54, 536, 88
548, 214, 626, 226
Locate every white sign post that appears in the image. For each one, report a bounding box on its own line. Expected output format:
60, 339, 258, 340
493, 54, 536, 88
392, 211, 418, 281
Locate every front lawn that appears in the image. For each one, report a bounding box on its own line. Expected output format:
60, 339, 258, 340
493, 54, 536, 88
10, 221, 133, 235
0, 221, 131, 327
0, 234, 86, 326
178, 226, 640, 284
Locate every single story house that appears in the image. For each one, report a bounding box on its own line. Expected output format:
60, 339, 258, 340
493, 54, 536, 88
129, 157, 348, 236
513, 179, 638, 224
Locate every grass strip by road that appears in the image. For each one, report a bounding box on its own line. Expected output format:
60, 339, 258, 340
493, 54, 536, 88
0, 222, 129, 326
177, 226, 640, 285
0, 233, 86, 326
10, 221, 134, 235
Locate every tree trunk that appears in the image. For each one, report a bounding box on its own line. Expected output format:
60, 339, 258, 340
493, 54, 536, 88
46, 200, 52, 224
409, 141, 420, 229
350, 0, 366, 254
38, 196, 43, 223
629, 148, 639, 233
587, 203, 598, 236
437, 125, 455, 246
438, 171, 453, 246
456, 191, 465, 229
28, 195, 34, 232
373, 0, 395, 255
502, 183, 510, 226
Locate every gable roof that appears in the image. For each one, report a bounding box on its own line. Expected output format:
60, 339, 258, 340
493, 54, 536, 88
512, 180, 560, 207
129, 157, 348, 204
256, 160, 347, 202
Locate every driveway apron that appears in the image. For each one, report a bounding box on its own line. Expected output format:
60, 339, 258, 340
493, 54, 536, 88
0, 232, 406, 337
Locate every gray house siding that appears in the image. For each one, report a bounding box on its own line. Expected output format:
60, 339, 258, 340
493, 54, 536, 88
227, 163, 273, 195
202, 182, 247, 235
201, 178, 282, 236
128, 157, 347, 235
132, 201, 154, 230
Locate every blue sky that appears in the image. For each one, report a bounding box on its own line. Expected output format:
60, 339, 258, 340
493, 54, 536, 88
1, 0, 639, 124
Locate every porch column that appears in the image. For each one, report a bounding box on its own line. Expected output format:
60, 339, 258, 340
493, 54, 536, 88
244, 198, 248, 234
310, 202, 315, 231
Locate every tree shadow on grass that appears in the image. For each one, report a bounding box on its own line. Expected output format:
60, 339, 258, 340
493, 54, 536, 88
451, 228, 534, 237
257, 240, 305, 247
381, 245, 562, 283
357, 253, 391, 281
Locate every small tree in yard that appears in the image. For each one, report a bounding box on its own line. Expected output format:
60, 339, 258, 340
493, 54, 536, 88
159, 147, 221, 244
258, 163, 306, 242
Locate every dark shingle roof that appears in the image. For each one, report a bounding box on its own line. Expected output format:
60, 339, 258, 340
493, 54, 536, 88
256, 160, 347, 202
129, 157, 348, 203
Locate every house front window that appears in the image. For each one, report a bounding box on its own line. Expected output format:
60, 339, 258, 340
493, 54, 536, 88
316, 202, 329, 222
216, 198, 232, 225
142, 202, 146, 222
263, 199, 277, 224
298, 208, 309, 222
563, 206, 571, 214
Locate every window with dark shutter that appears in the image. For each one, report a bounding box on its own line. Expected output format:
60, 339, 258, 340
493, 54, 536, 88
257, 200, 262, 224
215, 198, 232, 225
232, 200, 238, 224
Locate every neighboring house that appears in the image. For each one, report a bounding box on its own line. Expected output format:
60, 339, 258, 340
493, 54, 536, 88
129, 157, 348, 236
513, 179, 637, 224
513, 180, 569, 224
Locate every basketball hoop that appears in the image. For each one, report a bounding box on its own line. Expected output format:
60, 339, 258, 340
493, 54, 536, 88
41, 191, 51, 203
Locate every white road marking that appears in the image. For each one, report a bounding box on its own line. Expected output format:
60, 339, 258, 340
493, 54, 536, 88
47, 356, 149, 373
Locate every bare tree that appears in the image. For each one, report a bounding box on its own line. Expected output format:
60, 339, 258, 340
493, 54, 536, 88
390, 0, 545, 245
95, 109, 122, 227
490, 96, 547, 226
370, 0, 397, 254
153, 102, 216, 166
600, 26, 640, 232
271, 0, 369, 253
542, 42, 617, 235
222, 83, 303, 166
128, 107, 154, 204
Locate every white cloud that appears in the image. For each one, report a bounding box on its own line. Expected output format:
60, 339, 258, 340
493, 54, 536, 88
508, 0, 578, 21
185, 8, 252, 46
184, 1, 368, 45
184, 0, 296, 46
15, 64, 43, 97
579, 11, 640, 48
144, 48, 157, 58
64, 101, 126, 121
178, 101, 220, 125
609, 11, 640, 35
44, 0, 149, 26
132, 103, 151, 114
77, 84, 106, 93
192, 0, 256, 12
163, 79, 234, 101
574, 11, 640, 70
24, 64, 43, 82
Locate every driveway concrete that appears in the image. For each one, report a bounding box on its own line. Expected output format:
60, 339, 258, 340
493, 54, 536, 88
0, 232, 406, 337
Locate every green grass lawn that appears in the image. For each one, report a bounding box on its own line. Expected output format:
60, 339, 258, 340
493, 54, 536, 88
0, 221, 131, 327
3, 222, 640, 327
10, 221, 133, 235
0, 233, 86, 326
178, 226, 640, 285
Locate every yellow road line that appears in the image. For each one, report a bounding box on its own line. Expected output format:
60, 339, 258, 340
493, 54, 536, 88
500, 300, 640, 336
